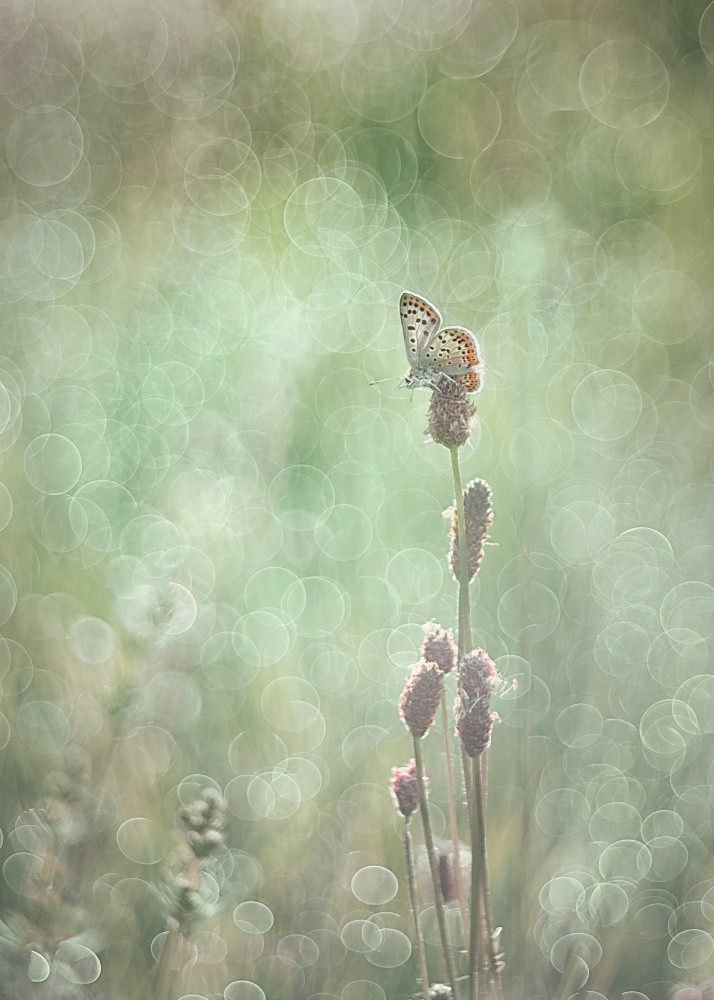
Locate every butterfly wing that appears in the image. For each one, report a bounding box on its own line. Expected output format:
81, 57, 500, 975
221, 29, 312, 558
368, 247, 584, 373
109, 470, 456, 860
421, 325, 484, 392
400, 291, 442, 365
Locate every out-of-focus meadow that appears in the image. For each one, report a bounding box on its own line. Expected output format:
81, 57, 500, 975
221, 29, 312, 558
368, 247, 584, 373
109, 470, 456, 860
0, 0, 713, 997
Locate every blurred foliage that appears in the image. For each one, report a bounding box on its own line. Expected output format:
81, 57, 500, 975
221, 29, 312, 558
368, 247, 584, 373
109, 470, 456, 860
0, 0, 713, 997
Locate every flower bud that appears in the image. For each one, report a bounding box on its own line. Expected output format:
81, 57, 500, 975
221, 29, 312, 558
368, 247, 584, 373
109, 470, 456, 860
400, 661, 444, 738
421, 620, 457, 675
455, 648, 501, 757
390, 759, 425, 817
447, 478, 493, 581
179, 789, 226, 857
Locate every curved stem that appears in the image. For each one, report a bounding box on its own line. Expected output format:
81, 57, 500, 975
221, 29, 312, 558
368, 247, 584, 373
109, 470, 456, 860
412, 735, 459, 999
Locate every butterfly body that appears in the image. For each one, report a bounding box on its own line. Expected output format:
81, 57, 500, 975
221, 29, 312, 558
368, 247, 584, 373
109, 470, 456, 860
400, 291, 484, 394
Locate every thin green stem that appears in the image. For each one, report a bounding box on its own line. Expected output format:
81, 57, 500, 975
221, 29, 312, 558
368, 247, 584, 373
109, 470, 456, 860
449, 441, 503, 999
412, 736, 459, 999
479, 753, 504, 1000
404, 816, 430, 1000
449, 440, 476, 1000
448, 442, 474, 837
448, 444, 472, 655
461, 747, 473, 841
469, 760, 482, 1000
440, 692, 469, 944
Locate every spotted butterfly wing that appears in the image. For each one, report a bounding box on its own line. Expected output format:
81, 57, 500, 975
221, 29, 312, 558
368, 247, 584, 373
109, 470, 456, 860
422, 325, 484, 393
400, 291, 441, 365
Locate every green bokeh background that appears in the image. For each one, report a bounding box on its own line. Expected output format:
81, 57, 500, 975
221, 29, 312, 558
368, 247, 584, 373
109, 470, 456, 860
0, 1, 713, 998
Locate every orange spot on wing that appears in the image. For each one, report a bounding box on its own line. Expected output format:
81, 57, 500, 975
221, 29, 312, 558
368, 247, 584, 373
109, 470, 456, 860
453, 334, 477, 365
454, 372, 481, 392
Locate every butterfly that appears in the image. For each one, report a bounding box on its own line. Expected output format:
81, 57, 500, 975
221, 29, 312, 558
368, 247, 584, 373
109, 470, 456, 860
400, 291, 484, 394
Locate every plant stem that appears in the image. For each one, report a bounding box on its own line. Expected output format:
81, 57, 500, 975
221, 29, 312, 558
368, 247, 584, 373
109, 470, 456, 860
404, 815, 430, 1000
449, 440, 477, 997
449, 441, 503, 1000
448, 444, 472, 654
469, 760, 482, 1000
151, 918, 181, 1000
448, 441, 474, 841
479, 753, 504, 1000
441, 692, 469, 944
461, 747, 473, 840
449, 445, 480, 1000
412, 735, 459, 999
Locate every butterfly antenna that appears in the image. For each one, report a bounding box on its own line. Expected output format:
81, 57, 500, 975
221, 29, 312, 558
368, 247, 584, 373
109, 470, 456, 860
368, 376, 401, 386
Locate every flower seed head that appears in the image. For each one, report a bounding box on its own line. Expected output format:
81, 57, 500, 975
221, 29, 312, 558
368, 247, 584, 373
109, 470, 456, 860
179, 789, 226, 857
460, 648, 500, 703
427, 389, 475, 448
455, 698, 497, 757
447, 478, 493, 581
390, 759, 425, 817
421, 620, 457, 674
455, 648, 501, 757
400, 661, 444, 738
